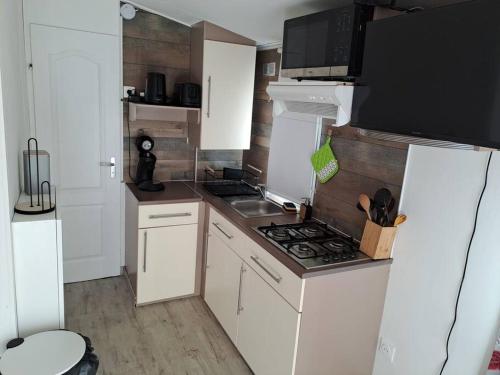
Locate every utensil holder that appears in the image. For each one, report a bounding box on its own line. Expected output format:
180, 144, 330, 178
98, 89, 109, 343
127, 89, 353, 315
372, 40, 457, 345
360, 220, 397, 259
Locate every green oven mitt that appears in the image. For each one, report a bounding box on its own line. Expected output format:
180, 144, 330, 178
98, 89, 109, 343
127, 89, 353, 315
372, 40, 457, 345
311, 136, 339, 183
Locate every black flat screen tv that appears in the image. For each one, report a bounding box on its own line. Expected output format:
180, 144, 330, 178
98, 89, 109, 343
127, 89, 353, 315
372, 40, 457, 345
351, 0, 500, 148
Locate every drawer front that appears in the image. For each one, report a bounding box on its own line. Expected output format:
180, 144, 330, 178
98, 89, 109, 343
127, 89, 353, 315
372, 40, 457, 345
139, 202, 199, 228
209, 207, 304, 311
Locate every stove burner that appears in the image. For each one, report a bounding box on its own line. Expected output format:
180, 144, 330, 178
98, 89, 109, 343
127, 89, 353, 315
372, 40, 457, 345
270, 229, 289, 239
297, 243, 311, 252
287, 242, 319, 259
323, 238, 347, 249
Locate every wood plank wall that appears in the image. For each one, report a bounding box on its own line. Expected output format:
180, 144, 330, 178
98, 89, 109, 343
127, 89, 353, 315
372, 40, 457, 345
242, 49, 281, 183
243, 48, 409, 239
314, 123, 408, 239
123, 11, 242, 182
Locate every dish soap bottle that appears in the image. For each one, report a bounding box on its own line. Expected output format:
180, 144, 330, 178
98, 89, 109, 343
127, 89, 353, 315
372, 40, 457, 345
300, 198, 312, 221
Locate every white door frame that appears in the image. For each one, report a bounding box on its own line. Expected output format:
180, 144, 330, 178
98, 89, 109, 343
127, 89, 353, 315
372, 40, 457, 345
23, 6, 125, 280
0, 69, 19, 352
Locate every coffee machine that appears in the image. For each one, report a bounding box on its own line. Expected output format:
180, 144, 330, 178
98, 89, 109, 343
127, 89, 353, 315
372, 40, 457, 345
135, 135, 164, 192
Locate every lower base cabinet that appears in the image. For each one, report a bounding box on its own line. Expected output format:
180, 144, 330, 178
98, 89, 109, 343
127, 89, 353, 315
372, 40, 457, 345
237, 265, 300, 375
137, 224, 198, 305
204, 233, 242, 343
205, 229, 300, 375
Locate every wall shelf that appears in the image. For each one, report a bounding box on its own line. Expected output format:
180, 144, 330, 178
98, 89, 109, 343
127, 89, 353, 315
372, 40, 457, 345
128, 103, 200, 124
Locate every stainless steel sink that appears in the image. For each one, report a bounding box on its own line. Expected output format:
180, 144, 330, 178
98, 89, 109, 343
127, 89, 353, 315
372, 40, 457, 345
225, 198, 283, 218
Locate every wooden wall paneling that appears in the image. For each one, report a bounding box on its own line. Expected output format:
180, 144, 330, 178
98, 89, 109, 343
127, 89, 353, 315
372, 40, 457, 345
122, 11, 190, 44
123, 11, 242, 183
242, 48, 281, 184
312, 122, 408, 239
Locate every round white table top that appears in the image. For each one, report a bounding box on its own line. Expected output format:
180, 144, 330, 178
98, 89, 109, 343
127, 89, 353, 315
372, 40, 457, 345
0, 330, 86, 375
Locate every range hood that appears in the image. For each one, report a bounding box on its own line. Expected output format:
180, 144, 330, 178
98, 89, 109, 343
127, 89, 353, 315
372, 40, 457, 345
266, 81, 354, 126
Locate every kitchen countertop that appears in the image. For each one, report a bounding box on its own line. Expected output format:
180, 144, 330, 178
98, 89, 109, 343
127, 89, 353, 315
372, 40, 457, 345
184, 182, 391, 278
126, 181, 391, 278
126, 182, 203, 205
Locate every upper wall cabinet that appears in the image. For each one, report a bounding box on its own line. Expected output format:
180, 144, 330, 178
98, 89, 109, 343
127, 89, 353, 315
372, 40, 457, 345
23, 0, 120, 36
190, 22, 257, 150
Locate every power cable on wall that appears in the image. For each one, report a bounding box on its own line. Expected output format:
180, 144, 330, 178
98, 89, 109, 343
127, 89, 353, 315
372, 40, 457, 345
439, 151, 494, 375
126, 100, 135, 183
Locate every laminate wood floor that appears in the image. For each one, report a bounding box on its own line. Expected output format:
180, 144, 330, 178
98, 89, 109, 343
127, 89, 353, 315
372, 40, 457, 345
65, 276, 252, 375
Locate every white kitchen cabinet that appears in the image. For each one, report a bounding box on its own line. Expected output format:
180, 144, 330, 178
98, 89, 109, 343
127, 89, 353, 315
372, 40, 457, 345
237, 265, 301, 375
137, 225, 198, 305
189, 22, 256, 150
204, 206, 391, 375
204, 232, 243, 344
205, 218, 300, 375
199, 40, 256, 150
125, 188, 200, 305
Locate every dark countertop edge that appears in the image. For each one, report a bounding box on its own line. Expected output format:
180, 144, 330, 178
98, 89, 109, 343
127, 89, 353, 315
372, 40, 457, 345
126, 182, 203, 205
182, 181, 392, 279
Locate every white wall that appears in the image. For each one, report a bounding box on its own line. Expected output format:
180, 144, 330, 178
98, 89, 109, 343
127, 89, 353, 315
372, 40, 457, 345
0, 70, 18, 353
0, 0, 30, 211
0, 0, 30, 352
373, 145, 500, 375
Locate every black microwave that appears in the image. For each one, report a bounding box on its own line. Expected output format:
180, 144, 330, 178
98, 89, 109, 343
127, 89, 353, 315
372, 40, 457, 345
281, 4, 374, 80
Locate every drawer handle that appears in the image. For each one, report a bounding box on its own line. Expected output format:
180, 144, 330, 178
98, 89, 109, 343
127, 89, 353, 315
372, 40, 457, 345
250, 256, 282, 284
143, 231, 148, 273
148, 213, 192, 219
212, 222, 233, 239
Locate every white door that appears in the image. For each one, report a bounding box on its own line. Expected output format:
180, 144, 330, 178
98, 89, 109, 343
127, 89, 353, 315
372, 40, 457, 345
237, 266, 301, 375
204, 232, 242, 344
30, 24, 121, 282
201, 40, 256, 150
137, 225, 198, 305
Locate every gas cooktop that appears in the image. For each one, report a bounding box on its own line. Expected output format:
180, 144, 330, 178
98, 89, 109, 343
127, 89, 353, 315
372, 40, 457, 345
255, 222, 370, 270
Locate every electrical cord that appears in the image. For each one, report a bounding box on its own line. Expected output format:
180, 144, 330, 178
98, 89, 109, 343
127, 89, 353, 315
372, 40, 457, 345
439, 151, 493, 375
126, 100, 135, 183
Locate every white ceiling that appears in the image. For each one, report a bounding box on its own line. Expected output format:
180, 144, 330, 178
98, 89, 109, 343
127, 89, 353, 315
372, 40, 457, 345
128, 0, 465, 46
129, 0, 350, 46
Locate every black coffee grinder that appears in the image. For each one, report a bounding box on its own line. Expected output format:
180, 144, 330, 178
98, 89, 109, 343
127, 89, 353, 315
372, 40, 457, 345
135, 135, 164, 192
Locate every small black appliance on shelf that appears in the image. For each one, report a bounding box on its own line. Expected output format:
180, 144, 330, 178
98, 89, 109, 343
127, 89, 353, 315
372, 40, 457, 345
173, 83, 201, 107
145, 72, 166, 105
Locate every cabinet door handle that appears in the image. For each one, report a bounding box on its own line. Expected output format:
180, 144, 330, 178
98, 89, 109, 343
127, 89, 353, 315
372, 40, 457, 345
212, 222, 233, 239
237, 264, 246, 315
143, 231, 148, 273
207, 75, 212, 118
250, 256, 282, 283
148, 213, 192, 219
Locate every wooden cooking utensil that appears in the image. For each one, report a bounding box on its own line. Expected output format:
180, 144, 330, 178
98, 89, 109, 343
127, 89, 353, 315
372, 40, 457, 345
394, 214, 407, 226
359, 194, 373, 221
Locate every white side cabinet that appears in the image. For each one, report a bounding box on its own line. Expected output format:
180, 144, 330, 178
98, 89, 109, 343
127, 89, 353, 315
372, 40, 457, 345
125, 188, 199, 305
11, 195, 64, 337
190, 22, 256, 150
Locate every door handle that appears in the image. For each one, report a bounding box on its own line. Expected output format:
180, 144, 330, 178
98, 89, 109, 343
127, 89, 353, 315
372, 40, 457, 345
207, 75, 212, 118
100, 157, 116, 178
143, 231, 148, 273
237, 264, 246, 315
